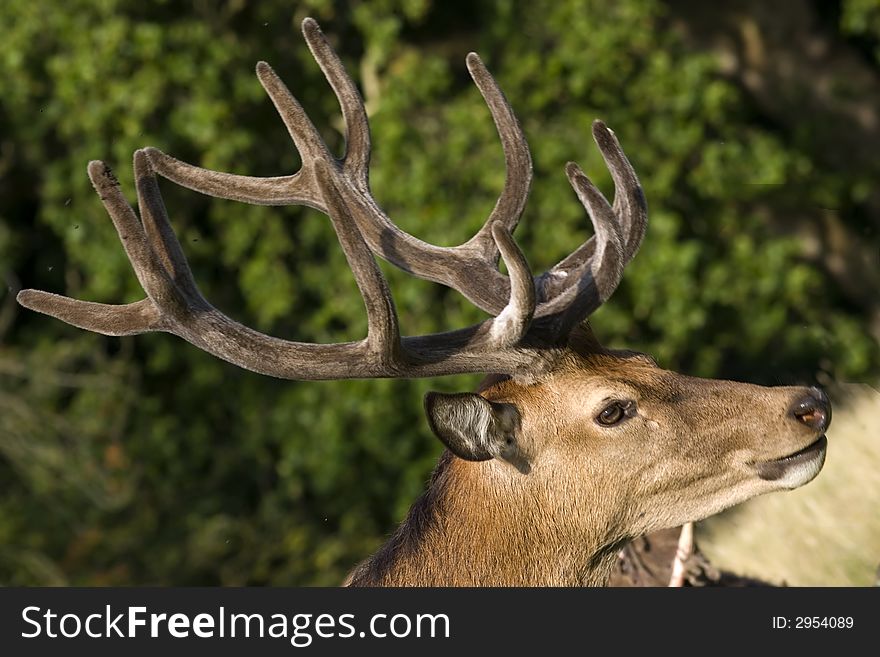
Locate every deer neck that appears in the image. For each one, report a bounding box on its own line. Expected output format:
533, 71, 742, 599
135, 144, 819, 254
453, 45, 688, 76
345, 451, 625, 586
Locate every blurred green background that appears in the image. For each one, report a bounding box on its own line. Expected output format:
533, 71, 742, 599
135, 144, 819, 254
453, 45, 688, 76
1, 0, 878, 585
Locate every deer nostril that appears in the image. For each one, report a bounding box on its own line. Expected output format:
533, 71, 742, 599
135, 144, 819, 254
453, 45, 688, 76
790, 390, 831, 433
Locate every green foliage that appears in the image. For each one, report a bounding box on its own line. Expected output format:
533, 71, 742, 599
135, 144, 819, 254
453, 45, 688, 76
1, 0, 877, 584
843, 0, 880, 40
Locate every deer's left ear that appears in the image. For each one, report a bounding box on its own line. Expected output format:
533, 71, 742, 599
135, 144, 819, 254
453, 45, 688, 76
423, 392, 529, 473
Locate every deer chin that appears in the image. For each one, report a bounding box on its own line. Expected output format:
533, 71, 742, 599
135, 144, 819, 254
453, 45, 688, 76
752, 435, 827, 489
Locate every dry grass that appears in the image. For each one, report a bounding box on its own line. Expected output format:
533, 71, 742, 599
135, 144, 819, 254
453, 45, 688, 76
697, 382, 880, 586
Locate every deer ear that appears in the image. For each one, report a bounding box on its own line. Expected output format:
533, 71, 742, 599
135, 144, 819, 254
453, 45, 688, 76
424, 392, 528, 473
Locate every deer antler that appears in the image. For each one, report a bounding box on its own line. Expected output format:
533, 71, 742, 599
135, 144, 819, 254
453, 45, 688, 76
17, 18, 647, 380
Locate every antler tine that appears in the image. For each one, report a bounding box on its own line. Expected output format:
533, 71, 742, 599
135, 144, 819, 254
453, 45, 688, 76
133, 150, 200, 298
592, 120, 647, 261
539, 121, 646, 289
301, 17, 371, 181
312, 160, 401, 365
16, 293, 160, 336
16, 157, 173, 336
486, 222, 535, 348
255, 60, 335, 169
143, 19, 357, 209
563, 162, 626, 303
143, 59, 331, 209
87, 160, 175, 303
143, 149, 312, 208
463, 53, 533, 260
529, 120, 644, 342
532, 161, 625, 339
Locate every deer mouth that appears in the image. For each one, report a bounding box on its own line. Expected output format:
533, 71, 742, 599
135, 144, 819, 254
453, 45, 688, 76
753, 435, 827, 485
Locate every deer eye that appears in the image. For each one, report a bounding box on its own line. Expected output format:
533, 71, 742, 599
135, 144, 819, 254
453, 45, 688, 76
596, 401, 632, 426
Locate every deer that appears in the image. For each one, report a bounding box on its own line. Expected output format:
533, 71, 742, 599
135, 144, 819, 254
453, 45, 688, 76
16, 18, 830, 586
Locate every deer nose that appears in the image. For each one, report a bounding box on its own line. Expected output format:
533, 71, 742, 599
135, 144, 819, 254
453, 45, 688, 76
789, 387, 831, 433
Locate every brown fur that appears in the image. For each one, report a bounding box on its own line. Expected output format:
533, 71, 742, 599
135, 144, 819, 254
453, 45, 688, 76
346, 328, 828, 586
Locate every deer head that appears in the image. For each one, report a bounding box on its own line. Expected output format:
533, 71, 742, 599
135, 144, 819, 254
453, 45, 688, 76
17, 18, 829, 586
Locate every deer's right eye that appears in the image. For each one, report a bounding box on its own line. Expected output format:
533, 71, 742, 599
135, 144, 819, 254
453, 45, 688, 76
596, 401, 630, 426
